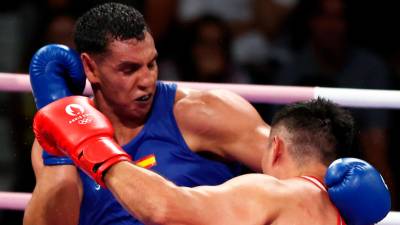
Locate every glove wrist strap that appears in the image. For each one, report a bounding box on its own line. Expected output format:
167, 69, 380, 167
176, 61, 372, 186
72, 137, 131, 187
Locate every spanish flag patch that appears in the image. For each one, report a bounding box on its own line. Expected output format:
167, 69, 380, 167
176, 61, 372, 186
134, 154, 157, 169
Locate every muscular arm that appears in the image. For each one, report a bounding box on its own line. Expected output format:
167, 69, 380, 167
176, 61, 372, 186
175, 89, 270, 172
105, 161, 276, 225
23, 139, 82, 225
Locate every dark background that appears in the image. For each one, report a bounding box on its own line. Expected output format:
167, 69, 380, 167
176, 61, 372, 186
1, 0, 399, 224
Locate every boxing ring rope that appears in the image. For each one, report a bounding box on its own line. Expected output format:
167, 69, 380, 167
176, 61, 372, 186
0, 72, 399, 224
0, 192, 32, 211
3, 72, 400, 108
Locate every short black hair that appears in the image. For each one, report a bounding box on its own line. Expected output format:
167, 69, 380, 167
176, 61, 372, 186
271, 98, 354, 165
74, 2, 148, 54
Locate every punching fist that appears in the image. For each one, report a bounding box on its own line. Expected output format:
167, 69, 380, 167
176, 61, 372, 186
30, 44, 86, 165
33, 96, 131, 187
325, 158, 391, 225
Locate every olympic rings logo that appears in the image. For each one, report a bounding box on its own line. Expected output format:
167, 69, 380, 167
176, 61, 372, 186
78, 118, 92, 124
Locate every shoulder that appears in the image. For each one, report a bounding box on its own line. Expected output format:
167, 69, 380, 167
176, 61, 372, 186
222, 173, 282, 191
175, 87, 266, 141
174, 87, 248, 109
216, 174, 287, 221
174, 87, 264, 131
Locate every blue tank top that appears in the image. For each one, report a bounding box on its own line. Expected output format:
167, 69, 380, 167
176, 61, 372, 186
79, 81, 242, 225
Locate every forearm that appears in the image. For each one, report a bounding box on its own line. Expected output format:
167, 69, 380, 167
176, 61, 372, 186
104, 161, 199, 225
24, 166, 81, 225
105, 164, 268, 225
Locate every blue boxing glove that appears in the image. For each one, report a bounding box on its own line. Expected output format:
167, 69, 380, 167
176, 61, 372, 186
325, 158, 391, 225
30, 44, 86, 165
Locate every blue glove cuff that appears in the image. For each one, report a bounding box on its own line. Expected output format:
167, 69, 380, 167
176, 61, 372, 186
42, 150, 74, 165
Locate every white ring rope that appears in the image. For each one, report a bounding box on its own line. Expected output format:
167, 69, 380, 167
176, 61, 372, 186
0, 72, 398, 224
0, 192, 31, 210
2, 72, 400, 108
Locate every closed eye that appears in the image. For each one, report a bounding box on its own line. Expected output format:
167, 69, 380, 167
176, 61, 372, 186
147, 60, 157, 71
118, 62, 141, 75
147, 54, 158, 71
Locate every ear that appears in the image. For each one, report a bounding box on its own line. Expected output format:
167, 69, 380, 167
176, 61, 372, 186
81, 53, 99, 83
271, 135, 284, 166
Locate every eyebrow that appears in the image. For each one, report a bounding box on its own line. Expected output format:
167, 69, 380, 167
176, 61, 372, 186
116, 61, 141, 71
116, 52, 158, 70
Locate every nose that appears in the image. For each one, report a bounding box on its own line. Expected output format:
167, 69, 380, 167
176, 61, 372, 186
137, 66, 156, 90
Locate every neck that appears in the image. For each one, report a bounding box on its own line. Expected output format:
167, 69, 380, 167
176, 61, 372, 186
297, 163, 327, 182
93, 94, 146, 146
278, 159, 327, 182
113, 125, 144, 146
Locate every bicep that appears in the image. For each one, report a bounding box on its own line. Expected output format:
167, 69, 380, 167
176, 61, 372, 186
175, 90, 270, 171
203, 91, 270, 172
221, 118, 270, 172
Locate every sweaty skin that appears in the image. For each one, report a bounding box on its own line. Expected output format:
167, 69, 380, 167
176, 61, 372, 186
104, 161, 340, 225
24, 32, 269, 225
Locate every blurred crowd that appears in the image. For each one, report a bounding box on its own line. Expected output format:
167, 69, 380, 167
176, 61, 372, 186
1, 0, 400, 224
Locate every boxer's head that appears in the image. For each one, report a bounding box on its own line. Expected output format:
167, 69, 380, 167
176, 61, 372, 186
262, 98, 354, 178
74, 2, 148, 55
74, 3, 158, 121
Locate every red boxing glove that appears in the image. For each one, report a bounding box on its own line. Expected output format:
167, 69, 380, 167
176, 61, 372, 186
33, 96, 131, 187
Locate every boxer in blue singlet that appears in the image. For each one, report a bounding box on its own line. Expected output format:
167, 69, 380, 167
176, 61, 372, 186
24, 3, 269, 225
77, 81, 247, 225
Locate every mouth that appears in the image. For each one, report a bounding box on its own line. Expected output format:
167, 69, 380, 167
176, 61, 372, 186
135, 94, 152, 102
